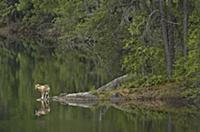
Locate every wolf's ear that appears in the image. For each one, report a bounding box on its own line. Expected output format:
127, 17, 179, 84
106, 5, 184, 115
35, 84, 39, 89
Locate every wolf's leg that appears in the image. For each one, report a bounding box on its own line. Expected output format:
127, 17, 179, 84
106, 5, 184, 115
45, 92, 49, 99
41, 92, 44, 99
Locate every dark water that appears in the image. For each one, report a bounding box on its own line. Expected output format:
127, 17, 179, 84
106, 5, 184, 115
1, 39, 200, 132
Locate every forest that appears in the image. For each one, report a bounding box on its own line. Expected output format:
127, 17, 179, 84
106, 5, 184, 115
0, 0, 200, 100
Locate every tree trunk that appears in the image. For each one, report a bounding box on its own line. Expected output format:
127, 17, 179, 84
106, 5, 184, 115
167, 0, 175, 65
183, 0, 188, 56
159, 0, 172, 79
84, 0, 90, 14
93, 0, 100, 8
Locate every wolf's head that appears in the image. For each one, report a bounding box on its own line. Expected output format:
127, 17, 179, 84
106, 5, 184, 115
35, 84, 40, 90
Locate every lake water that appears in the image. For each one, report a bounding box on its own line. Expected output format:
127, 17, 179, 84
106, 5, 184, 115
0, 39, 200, 132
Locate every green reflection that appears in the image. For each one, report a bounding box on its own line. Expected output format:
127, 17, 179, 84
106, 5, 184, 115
0, 38, 109, 124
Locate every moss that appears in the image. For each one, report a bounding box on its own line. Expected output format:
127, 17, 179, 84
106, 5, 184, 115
89, 80, 200, 105
94, 82, 186, 101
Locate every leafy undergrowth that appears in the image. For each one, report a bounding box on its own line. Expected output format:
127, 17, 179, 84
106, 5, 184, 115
181, 87, 200, 103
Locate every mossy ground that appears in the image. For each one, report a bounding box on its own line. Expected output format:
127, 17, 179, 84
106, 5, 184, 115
92, 82, 200, 104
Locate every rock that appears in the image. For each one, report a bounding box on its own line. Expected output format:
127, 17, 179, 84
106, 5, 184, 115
112, 80, 120, 89
110, 92, 125, 102
110, 92, 122, 98
53, 92, 98, 102
66, 92, 97, 99
51, 92, 99, 108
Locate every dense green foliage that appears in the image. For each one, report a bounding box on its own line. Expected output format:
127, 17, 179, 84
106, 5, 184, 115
0, 0, 200, 92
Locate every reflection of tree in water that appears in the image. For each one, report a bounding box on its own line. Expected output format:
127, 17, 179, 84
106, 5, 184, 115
167, 113, 173, 132
113, 106, 200, 132
0, 37, 111, 94
35, 100, 50, 117
99, 105, 109, 121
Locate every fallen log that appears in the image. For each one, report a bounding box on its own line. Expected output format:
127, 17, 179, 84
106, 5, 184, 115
97, 74, 132, 92
51, 74, 133, 103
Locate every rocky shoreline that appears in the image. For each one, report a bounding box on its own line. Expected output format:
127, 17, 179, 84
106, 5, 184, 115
51, 91, 198, 114
52, 91, 126, 103
50, 75, 196, 110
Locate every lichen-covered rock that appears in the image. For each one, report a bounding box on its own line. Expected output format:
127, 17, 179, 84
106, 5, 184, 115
110, 92, 125, 102
111, 92, 122, 98
65, 92, 98, 99
51, 92, 99, 108
52, 92, 98, 102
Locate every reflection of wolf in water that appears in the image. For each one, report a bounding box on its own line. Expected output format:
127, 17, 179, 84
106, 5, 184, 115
35, 100, 50, 117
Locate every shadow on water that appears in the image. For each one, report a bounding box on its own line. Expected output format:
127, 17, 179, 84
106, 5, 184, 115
1, 38, 200, 132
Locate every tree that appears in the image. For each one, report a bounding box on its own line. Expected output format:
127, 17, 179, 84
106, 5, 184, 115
159, 0, 173, 79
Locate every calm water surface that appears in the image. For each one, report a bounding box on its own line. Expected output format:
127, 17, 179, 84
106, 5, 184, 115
0, 39, 200, 132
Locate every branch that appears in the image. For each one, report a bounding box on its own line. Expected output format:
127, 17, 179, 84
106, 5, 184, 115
141, 10, 159, 40
164, 19, 179, 25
